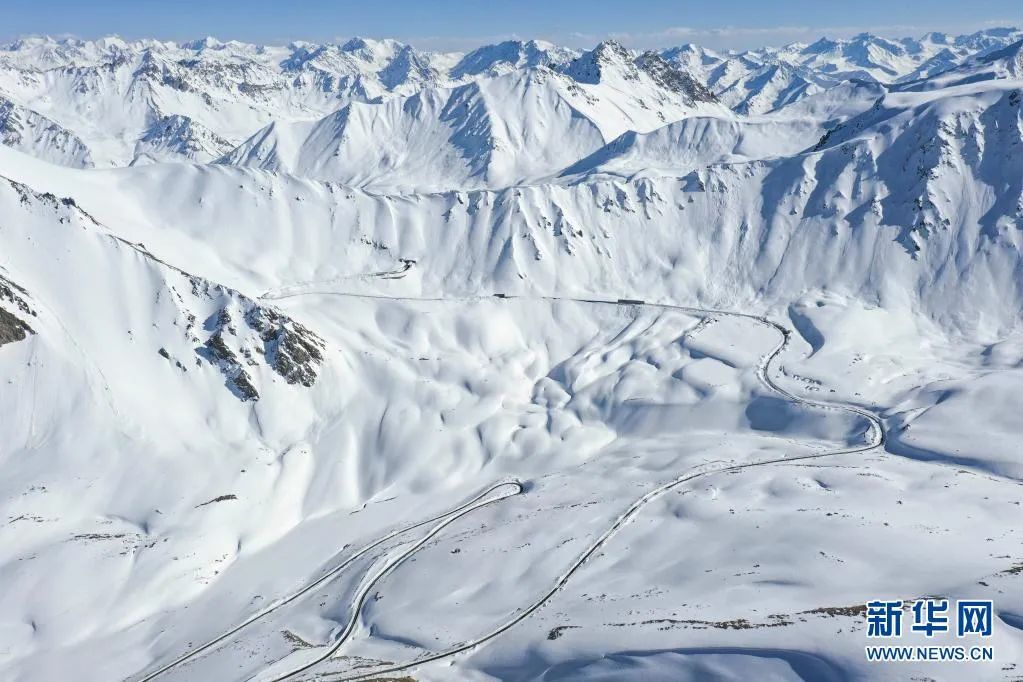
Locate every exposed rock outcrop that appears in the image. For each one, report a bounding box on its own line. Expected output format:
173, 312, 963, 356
0, 274, 35, 348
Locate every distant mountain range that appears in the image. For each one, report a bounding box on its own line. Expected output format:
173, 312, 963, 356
0, 28, 1020, 171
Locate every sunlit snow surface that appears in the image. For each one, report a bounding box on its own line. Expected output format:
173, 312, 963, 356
0, 29, 1022, 682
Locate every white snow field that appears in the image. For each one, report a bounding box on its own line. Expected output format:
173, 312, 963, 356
0, 27, 1022, 682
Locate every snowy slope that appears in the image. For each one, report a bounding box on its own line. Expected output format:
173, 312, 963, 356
559, 115, 824, 180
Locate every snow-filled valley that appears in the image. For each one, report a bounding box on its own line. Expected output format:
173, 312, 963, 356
0, 26, 1022, 682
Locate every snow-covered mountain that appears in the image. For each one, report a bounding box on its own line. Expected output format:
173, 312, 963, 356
0, 35, 457, 167
712, 62, 828, 114
450, 39, 575, 78
0, 95, 93, 167
221, 41, 727, 191
1, 24, 1023, 682
133, 114, 233, 165
664, 27, 1023, 114
2, 28, 1022, 168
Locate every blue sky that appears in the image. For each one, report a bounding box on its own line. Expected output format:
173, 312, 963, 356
4, 0, 1022, 51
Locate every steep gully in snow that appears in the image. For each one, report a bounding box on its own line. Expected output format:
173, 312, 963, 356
137, 283, 886, 682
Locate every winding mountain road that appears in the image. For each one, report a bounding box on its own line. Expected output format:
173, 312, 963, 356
137, 291, 885, 682
136, 481, 522, 682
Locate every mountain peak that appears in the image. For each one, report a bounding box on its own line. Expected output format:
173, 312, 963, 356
451, 39, 574, 78
563, 40, 638, 84
180, 36, 222, 51
378, 44, 437, 90
921, 31, 951, 45
341, 37, 371, 52
591, 39, 634, 64
803, 37, 839, 54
